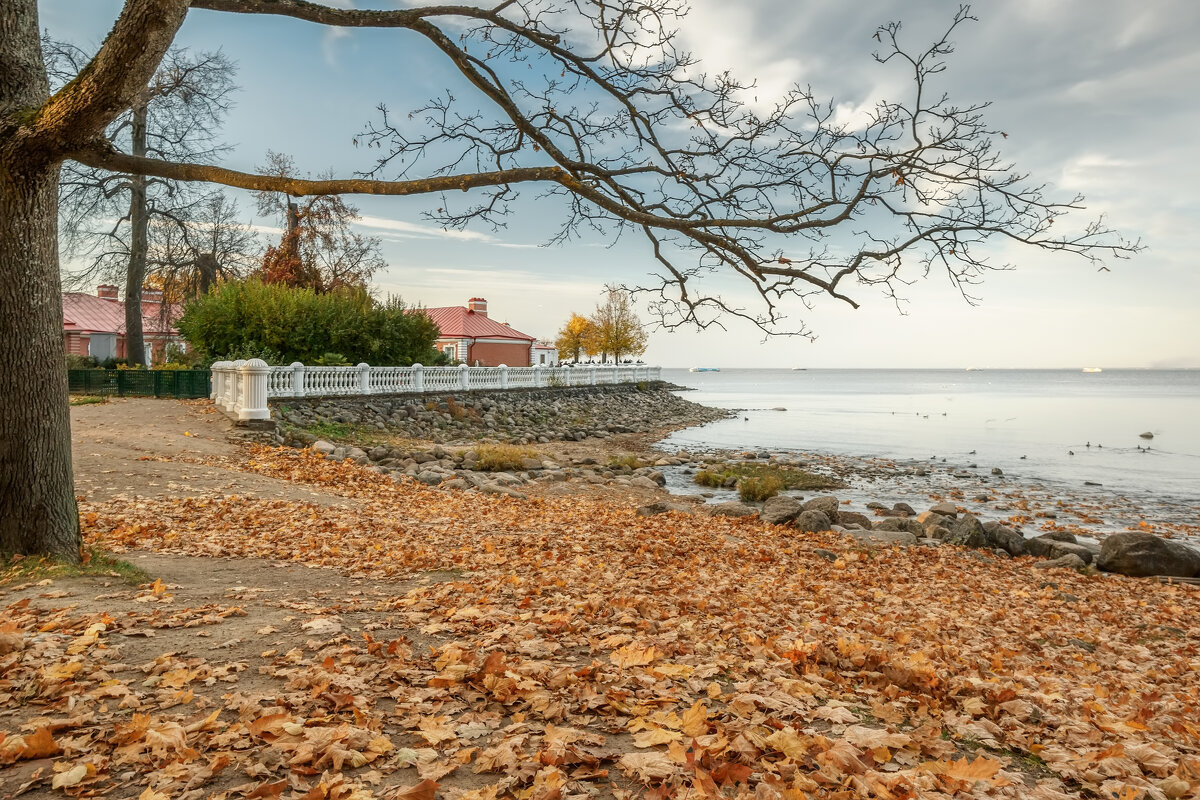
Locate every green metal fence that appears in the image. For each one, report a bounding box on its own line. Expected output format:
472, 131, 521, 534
67, 369, 212, 399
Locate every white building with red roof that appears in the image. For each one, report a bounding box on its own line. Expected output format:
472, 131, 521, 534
62, 285, 185, 364
424, 297, 536, 367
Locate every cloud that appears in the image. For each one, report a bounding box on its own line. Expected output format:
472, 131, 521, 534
355, 215, 497, 243
321, 28, 351, 67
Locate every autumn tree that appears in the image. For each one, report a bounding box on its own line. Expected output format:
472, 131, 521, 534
2, 1, 1137, 559
554, 313, 594, 363
46, 38, 236, 365
256, 151, 385, 293
585, 288, 648, 363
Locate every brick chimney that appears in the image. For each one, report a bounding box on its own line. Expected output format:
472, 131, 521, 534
142, 288, 164, 304
97, 284, 118, 300
467, 297, 488, 317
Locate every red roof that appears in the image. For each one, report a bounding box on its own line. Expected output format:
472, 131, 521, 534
424, 305, 535, 341
62, 292, 181, 336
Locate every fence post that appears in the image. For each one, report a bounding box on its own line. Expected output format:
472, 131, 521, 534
589, 365, 597, 386
533, 364, 543, 388
358, 362, 372, 395
458, 362, 470, 391
210, 361, 225, 401
238, 358, 271, 421
412, 363, 424, 393
229, 360, 247, 415
290, 362, 305, 398
499, 364, 509, 389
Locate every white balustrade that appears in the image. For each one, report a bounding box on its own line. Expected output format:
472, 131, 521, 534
214, 360, 662, 420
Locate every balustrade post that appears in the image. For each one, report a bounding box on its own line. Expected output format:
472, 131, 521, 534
229, 360, 247, 415
291, 362, 306, 398
533, 364, 543, 388
459, 363, 471, 390
412, 363, 424, 393
499, 364, 509, 389
237, 358, 271, 421
210, 361, 227, 402
589, 365, 597, 386
358, 362, 372, 395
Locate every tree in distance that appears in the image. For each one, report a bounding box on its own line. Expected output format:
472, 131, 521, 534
1, 1, 1138, 559
585, 287, 649, 363
45, 38, 238, 365
555, 313, 595, 364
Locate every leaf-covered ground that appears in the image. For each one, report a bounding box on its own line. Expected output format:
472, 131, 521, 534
3, 418, 1199, 800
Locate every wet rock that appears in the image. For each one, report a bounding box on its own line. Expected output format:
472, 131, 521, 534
929, 501, 958, 517
1139, 431, 1154, 439
760, 495, 804, 526
891, 502, 916, 517
1097, 532, 1200, 578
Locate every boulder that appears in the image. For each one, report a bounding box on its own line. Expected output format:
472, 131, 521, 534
837, 511, 873, 530
891, 502, 916, 517
416, 470, 443, 486
1040, 539, 1099, 565
708, 502, 759, 519
629, 476, 662, 491
1026, 531, 1078, 558
803, 496, 840, 523
1034, 553, 1087, 570
794, 510, 833, 533
848, 529, 918, 547
1097, 532, 1200, 578
312, 440, 336, 456
944, 514, 988, 548
873, 517, 923, 536
982, 521, 1028, 557
520, 457, 544, 471
929, 501, 959, 517
761, 495, 804, 526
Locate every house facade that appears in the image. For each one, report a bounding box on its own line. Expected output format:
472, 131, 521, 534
425, 297, 536, 367
63, 284, 185, 364
531, 341, 559, 366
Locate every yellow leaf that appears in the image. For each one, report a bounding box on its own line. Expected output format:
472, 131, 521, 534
610, 644, 658, 668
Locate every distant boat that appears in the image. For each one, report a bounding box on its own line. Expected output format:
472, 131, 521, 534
792, 367, 807, 371
689, 367, 720, 373
1082, 367, 1103, 373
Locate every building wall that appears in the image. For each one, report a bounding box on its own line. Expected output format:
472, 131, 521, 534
467, 341, 531, 367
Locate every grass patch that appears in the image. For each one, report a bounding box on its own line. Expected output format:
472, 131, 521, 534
738, 475, 785, 502
608, 454, 642, 470
2, 547, 149, 586
299, 420, 375, 442
70, 395, 108, 406
475, 443, 539, 472
695, 462, 842, 495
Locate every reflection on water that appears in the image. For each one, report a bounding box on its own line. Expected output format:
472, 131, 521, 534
659, 369, 1200, 505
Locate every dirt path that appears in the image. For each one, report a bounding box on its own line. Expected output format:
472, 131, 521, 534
71, 399, 362, 507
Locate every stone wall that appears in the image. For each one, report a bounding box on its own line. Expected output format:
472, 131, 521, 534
272, 382, 728, 445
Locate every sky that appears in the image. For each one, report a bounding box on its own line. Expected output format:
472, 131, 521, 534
38, 1, 1200, 369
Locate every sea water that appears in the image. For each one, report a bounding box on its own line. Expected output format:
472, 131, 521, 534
658, 369, 1200, 524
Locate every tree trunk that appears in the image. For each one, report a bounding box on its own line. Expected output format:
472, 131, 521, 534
0, 166, 82, 560
124, 102, 149, 366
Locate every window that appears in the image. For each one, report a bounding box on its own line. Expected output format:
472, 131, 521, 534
443, 344, 456, 358
539, 354, 547, 365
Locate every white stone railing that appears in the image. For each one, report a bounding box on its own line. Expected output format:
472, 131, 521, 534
210, 361, 662, 422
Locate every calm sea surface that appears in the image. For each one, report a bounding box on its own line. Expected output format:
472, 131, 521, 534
658, 369, 1200, 512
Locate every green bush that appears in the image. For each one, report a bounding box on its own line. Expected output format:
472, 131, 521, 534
738, 475, 784, 502
65, 354, 98, 370
177, 280, 440, 366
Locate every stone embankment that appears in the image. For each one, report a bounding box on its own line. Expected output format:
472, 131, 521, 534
272, 384, 727, 445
